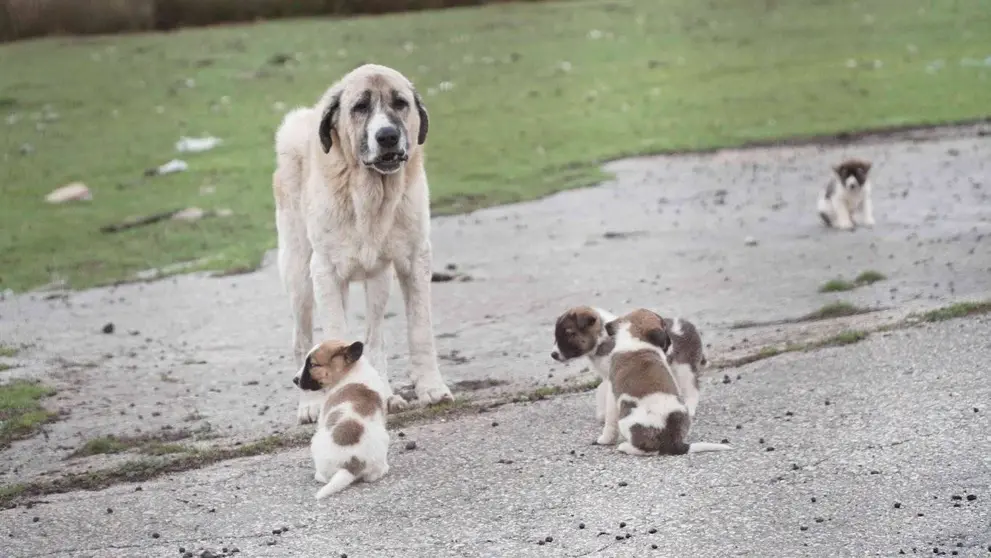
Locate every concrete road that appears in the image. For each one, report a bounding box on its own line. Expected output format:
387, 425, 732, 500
1, 124, 989, 484
3, 315, 990, 557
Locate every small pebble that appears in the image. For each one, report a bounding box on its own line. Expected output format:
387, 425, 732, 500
800, 526, 808, 531
102, 322, 115, 334
619, 522, 626, 528
811, 497, 817, 503
492, 421, 499, 427
722, 375, 731, 384
616, 535, 624, 541
537, 540, 545, 546
266, 539, 276, 546
578, 523, 585, 530
766, 447, 775, 452
735, 424, 742, 430
32, 517, 39, 523
405, 441, 417, 451
107, 508, 113, 514
625, 533, 632, 539
966, 494, 977, 501
152, 533, 160, 539
894, 502, 902, 508
722, 439, 730, 444
648, 528, 657, 534
758, 438, 765, 444
652, 544, 658, 550
545, 536, 553, 543
951, 495, 962, 501
618, 481, 628, 487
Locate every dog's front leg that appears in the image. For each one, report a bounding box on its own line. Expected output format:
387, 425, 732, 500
396, 244, 453, 406
595, 381, 609, 423
596, 389, 619, 445
295, 255, 350, 424
859, 197, 876, 227
833, 203, 855, 231
364, 268, 409, 413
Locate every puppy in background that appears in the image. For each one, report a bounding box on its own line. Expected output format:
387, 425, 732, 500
598, 309, 730, 456
294, 340, 390, 499
550, 305, 618, 423
818, 159, 875, 230
663, 316, 708, 419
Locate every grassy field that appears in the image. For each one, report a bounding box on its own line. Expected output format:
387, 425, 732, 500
1, 0, 989, 291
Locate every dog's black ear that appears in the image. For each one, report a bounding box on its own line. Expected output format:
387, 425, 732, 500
414, 90, 428, 145
345, 341, 364, 363
295, 354, 314, 386
604, 319, 619, 337
646, 328, 671, 353
318, 94, 341, 154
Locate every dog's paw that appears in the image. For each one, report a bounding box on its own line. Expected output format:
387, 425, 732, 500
595, 430, 618, 446
415, 380, 454, 406
618, 442, 649, 456
387, 394, 411, 414
297, 391, 323, 424
314, 471, 328, 484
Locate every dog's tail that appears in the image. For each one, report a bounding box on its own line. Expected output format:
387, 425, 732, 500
314, 469, 358, 499
687, 442, 733, 454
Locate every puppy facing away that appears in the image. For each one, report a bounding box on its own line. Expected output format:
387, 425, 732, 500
598, 309, 731, 456
663, 316, 708, 419
817, 159, 875, 230
550, 305, 618, 423
295, 340, 390, 499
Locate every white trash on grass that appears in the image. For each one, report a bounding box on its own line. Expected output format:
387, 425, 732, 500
175, 136, 222, 154
45, 182, 92, 204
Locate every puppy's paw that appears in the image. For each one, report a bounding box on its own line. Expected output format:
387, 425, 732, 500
297, 391, 324, 424
415, 379, 454, 406
314, 471, 328, 484
618, 442, 649, 456
595, 430, 618, 446
387, 394, 411, 414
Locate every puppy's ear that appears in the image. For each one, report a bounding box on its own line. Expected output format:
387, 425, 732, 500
414, 90, 428, 145
345, 341, 364, 364
646, 328, 671, 353
604, 319, 619, 337
318, 93, 341, 154
576, 313, 597, 331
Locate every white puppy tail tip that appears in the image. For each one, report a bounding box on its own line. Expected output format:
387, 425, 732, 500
687, 442, 733, 454
315, 469, 357, 499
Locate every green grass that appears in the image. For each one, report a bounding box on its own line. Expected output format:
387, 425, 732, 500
819, 278, 857, 293
0, 345, 19, 358
68, 428, 199, 458
800, 301, 871, 322
854, 270, 887, 285
915, 300, 991, 323
0, 0, 989, 290
819, 270, 888, 292
0, 380, 57, 449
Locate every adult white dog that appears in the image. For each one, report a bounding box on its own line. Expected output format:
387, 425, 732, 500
273, 64, 454, 423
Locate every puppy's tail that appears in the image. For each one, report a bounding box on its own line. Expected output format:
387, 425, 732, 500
314, 469, 357, 499
687, 442, 733, 454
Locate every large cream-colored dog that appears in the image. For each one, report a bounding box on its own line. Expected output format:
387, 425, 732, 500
274, 64, 454, 423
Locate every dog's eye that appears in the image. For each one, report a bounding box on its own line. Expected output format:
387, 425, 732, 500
352, 101, 370, 113
392, 98, 409, 111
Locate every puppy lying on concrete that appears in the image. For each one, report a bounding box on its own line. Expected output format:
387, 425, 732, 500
294, 340, 390, 498
598, 309, 730, 456
550, 305, 618, 423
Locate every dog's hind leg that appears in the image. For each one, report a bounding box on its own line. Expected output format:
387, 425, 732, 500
364, 268, 409, 412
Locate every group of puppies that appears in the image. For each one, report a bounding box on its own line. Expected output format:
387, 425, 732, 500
294, 304, 729, 499
274, 62, 878, 500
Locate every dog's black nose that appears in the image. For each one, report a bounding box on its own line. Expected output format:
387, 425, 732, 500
376, 126, 400, 148
292, 376, 300, 386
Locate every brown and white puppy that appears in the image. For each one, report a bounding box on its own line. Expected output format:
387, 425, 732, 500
295, 339, 390, 499
276, 64, 453, 425
663, 316, 708, 419
817, 159, 875, 230
597, 309, 730, 456
550, 306, 618, 423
